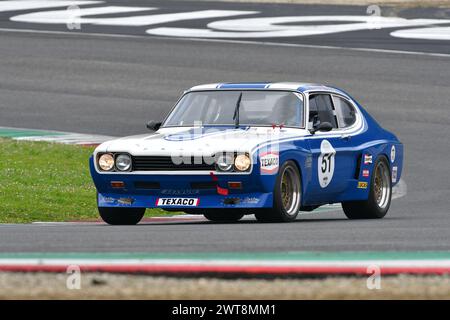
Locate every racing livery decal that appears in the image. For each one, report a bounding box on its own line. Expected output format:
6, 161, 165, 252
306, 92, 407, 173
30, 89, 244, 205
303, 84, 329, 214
260, 152, 279, 174
210, 171, 229, 195
318, 140, 336, 188
392, 166, 398, 183
391, 145, 396, 163
156, 198, 200, 206
117, 198, 134, 205
364, 154, 373, 164
357, 181, 368, 189
161, 189, 200, 195
362, 169, 370, 178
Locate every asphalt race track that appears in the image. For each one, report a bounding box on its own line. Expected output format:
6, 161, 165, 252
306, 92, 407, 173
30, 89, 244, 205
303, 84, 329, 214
0, 0, 449, 252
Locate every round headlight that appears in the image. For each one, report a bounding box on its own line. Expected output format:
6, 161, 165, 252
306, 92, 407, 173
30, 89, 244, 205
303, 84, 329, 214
235, 154, 251, 171
216, 154, 234, 172
98, 153, 114, 171
116, 154, 132, 171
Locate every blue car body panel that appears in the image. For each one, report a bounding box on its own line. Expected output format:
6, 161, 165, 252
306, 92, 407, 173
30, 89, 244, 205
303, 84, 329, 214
90, 83, 403, 211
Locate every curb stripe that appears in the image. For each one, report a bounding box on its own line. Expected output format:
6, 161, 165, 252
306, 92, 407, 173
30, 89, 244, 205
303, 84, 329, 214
0, 264, 449, 275
0, 257, 449, 275
0, 126, 114, 146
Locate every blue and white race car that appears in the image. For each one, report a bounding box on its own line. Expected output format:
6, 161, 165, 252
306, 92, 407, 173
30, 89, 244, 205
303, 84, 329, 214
90, 82, 403, 225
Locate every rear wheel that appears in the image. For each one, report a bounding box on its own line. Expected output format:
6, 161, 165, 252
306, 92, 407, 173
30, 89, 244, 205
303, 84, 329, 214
203, 210, 244, 222
342, 156, 392, 219
255, 161, 301, 223
98, 207, 145, 225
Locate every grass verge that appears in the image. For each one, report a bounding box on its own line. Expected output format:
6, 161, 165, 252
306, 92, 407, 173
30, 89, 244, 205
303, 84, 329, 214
0, 138, 173, 223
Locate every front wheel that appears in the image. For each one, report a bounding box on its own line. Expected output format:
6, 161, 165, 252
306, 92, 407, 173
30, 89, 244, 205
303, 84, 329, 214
342, 156, 392, 219
255, 160, 302, 223
98, 207, 145, 225
203, 210, 244, 223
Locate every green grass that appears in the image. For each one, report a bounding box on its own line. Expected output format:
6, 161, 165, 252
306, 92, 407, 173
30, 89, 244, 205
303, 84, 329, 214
0, 138, 174, 223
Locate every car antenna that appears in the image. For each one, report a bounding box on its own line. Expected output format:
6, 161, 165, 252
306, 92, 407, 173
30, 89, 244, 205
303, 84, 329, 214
233, 92, 243, 129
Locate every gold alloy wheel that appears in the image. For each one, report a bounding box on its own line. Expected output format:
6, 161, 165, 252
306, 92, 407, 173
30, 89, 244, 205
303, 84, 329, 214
374, 160, 391, 210
280, 166, 301, 216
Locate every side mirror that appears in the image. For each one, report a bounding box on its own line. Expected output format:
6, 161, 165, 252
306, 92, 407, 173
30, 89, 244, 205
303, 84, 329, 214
146, 120, 161, 131
310, 122, 333, 134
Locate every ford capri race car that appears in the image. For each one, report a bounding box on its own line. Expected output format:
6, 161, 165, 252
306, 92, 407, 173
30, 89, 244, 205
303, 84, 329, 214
90, 82, 403, 225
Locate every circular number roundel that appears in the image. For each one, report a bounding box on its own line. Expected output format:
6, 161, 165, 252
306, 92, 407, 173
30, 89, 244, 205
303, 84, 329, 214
318, 140, 336, 188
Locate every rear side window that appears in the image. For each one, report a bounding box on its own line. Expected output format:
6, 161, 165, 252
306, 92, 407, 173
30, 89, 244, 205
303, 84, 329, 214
308, 94, 338, 129
333, 96, 357, 128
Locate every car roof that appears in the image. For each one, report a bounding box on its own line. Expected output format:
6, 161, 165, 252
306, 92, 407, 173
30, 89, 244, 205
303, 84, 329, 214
187, 82, 350, 97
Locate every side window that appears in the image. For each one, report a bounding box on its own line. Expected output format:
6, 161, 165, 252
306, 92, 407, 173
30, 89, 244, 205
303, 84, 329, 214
333, 96, 356, 128
308, 94, 338, 129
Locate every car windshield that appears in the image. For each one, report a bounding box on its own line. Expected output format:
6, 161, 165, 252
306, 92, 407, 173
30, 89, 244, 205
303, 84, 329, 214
163, 90, 304, 128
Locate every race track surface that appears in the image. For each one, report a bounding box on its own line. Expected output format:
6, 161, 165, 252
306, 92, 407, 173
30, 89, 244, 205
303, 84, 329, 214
0, 0, 449, 252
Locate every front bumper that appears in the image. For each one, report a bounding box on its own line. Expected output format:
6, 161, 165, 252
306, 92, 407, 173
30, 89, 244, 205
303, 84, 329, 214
90, 156, 275, 209
97, 192, 273, 209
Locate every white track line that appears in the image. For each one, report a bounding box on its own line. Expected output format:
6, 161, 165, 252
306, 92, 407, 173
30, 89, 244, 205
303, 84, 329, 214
1, 27, 449, 58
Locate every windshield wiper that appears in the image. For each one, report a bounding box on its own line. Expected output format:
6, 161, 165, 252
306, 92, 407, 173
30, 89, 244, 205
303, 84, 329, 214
233, 92, 243, 129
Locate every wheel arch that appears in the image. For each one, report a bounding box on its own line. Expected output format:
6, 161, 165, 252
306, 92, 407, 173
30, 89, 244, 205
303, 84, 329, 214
279, 157, 306, 205
378, 153, 390, 167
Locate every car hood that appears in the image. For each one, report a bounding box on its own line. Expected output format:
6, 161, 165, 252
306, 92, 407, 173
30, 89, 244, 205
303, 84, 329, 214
95, 126, 309, 156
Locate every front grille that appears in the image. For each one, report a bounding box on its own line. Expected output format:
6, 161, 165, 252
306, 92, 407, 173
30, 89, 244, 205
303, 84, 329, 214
190, 181, 217, 189
132, 156, 215, 171
134, 181, 160, 189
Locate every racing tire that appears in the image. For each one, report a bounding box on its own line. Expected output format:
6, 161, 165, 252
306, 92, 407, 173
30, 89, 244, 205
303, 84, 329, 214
342, 156, 392, 219
98, 207, 145, 225
203, 210, 244, 223
255, 160, 301, 223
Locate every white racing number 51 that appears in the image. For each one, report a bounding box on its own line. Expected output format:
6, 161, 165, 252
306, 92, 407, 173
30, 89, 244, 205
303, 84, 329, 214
318, 140, 336, 188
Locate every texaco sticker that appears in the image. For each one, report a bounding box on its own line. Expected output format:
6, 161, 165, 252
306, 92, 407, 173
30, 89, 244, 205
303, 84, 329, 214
156, 198, 199, 206
318, 140, 336, 188
390, 145, 396, 163
260, 152, 279, 175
